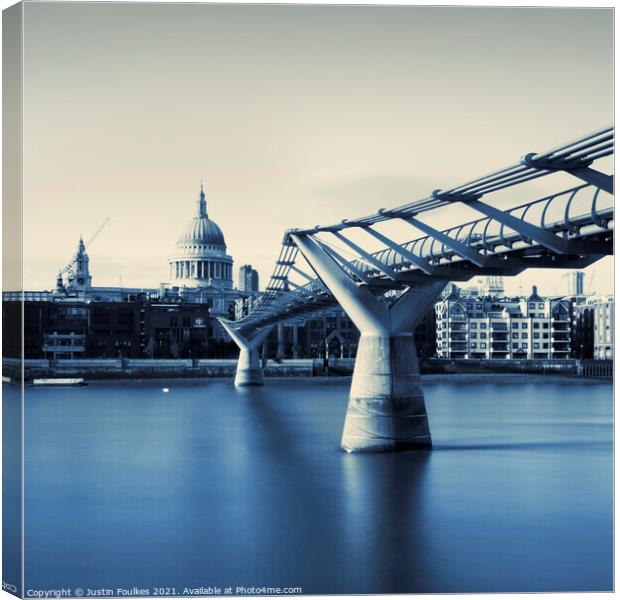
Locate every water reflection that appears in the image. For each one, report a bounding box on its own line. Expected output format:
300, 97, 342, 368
22, 379, 612, 594
342, 452, 431, 593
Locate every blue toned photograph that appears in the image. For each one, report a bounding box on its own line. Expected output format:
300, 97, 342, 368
2, 2, 613, 598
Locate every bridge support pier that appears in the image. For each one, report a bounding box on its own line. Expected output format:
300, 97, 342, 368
292, 233, 445, 452
219, 322, 273, 386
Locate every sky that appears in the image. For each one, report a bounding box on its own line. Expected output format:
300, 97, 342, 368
20, 3, 613, 296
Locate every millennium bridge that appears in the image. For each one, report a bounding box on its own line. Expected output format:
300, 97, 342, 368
220, 126, 614, 453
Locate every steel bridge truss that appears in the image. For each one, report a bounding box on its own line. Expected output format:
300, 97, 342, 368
226, 126, 613, 336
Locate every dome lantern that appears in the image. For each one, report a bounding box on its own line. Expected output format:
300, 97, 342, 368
197, 180, 207, 218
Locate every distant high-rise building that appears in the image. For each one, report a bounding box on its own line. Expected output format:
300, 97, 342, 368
238, 264, 259, 292
564, 271, 585, 296
482, 276, 504, 297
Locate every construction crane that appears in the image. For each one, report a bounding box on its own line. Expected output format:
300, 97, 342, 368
85, 217, 111, 248
59, 217, 111, 278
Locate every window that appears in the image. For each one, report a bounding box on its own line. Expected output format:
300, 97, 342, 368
480, 332, 487, 339
522, 343, 528, 349
480, 342, 487, 349
470, 322, 477, 329
522, 333, 527, 339
533, 343, 539, 349
471, 332, 477, 339
471, 343, 477, 349
542, 333, 548, 339
543, 343, 548, 349
529, 303, 536, 309
512, 343, 518, 349
512, 333, 518, 339
522, 323, 528, 328
542, 323, 549, 329
480, 323, 487, 329
533, 322, 540, 329
538, 303, 544, 309
533, 332, 540, 339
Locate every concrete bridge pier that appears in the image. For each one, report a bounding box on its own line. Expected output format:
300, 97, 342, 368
292, 233, 445, 452
219, 321, 273, 386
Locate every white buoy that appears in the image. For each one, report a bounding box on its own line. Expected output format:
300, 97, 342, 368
163, 387, 170, 393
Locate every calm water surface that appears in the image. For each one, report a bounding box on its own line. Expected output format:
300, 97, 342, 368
22, 379, 612, 594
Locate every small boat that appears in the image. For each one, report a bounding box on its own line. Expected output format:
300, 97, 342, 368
33, 378, 86, 387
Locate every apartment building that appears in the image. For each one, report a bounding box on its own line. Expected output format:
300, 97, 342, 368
436, 285, 572, 360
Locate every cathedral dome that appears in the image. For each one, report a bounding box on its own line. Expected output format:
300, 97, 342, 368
178, 215, 226, 247
176, 185, 226, 249
168, 184, 234, 291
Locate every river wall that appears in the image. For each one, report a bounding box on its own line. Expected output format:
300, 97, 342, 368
2, 357, 321, 381
3, 357, 612, 381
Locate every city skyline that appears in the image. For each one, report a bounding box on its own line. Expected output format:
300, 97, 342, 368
20, 4, 613, 294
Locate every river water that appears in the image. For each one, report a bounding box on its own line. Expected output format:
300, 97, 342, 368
18, 379, 613, 594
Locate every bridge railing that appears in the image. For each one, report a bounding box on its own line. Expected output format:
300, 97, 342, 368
340, 183, 613, 275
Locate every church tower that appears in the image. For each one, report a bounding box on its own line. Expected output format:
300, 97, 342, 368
65, 237, 92, 293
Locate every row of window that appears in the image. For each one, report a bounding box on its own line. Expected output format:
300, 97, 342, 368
446, 331, 565, 340
449, 321, 553, 330
470, 342, 554, 350
170, 316, 193, 327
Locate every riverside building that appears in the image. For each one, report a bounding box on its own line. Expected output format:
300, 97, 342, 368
435, 285, 573, 360
591, 295, 614, 359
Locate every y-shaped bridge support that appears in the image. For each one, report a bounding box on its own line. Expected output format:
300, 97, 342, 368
219, 322, 274, 386
292, 233, 445, 452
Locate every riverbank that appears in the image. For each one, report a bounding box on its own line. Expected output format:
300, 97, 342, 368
3, 357, 612, 382
5, 373, 611, 386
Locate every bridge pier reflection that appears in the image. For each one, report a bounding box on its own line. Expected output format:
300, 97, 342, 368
292, 233, 445, 452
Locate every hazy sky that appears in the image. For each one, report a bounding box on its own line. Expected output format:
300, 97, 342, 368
21, 3, 613, 295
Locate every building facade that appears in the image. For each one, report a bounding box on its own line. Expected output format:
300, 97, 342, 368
230, 304, 436, 360
435, 285, 572, 360
3, 296, 216, 360
592, 295, 614, 360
